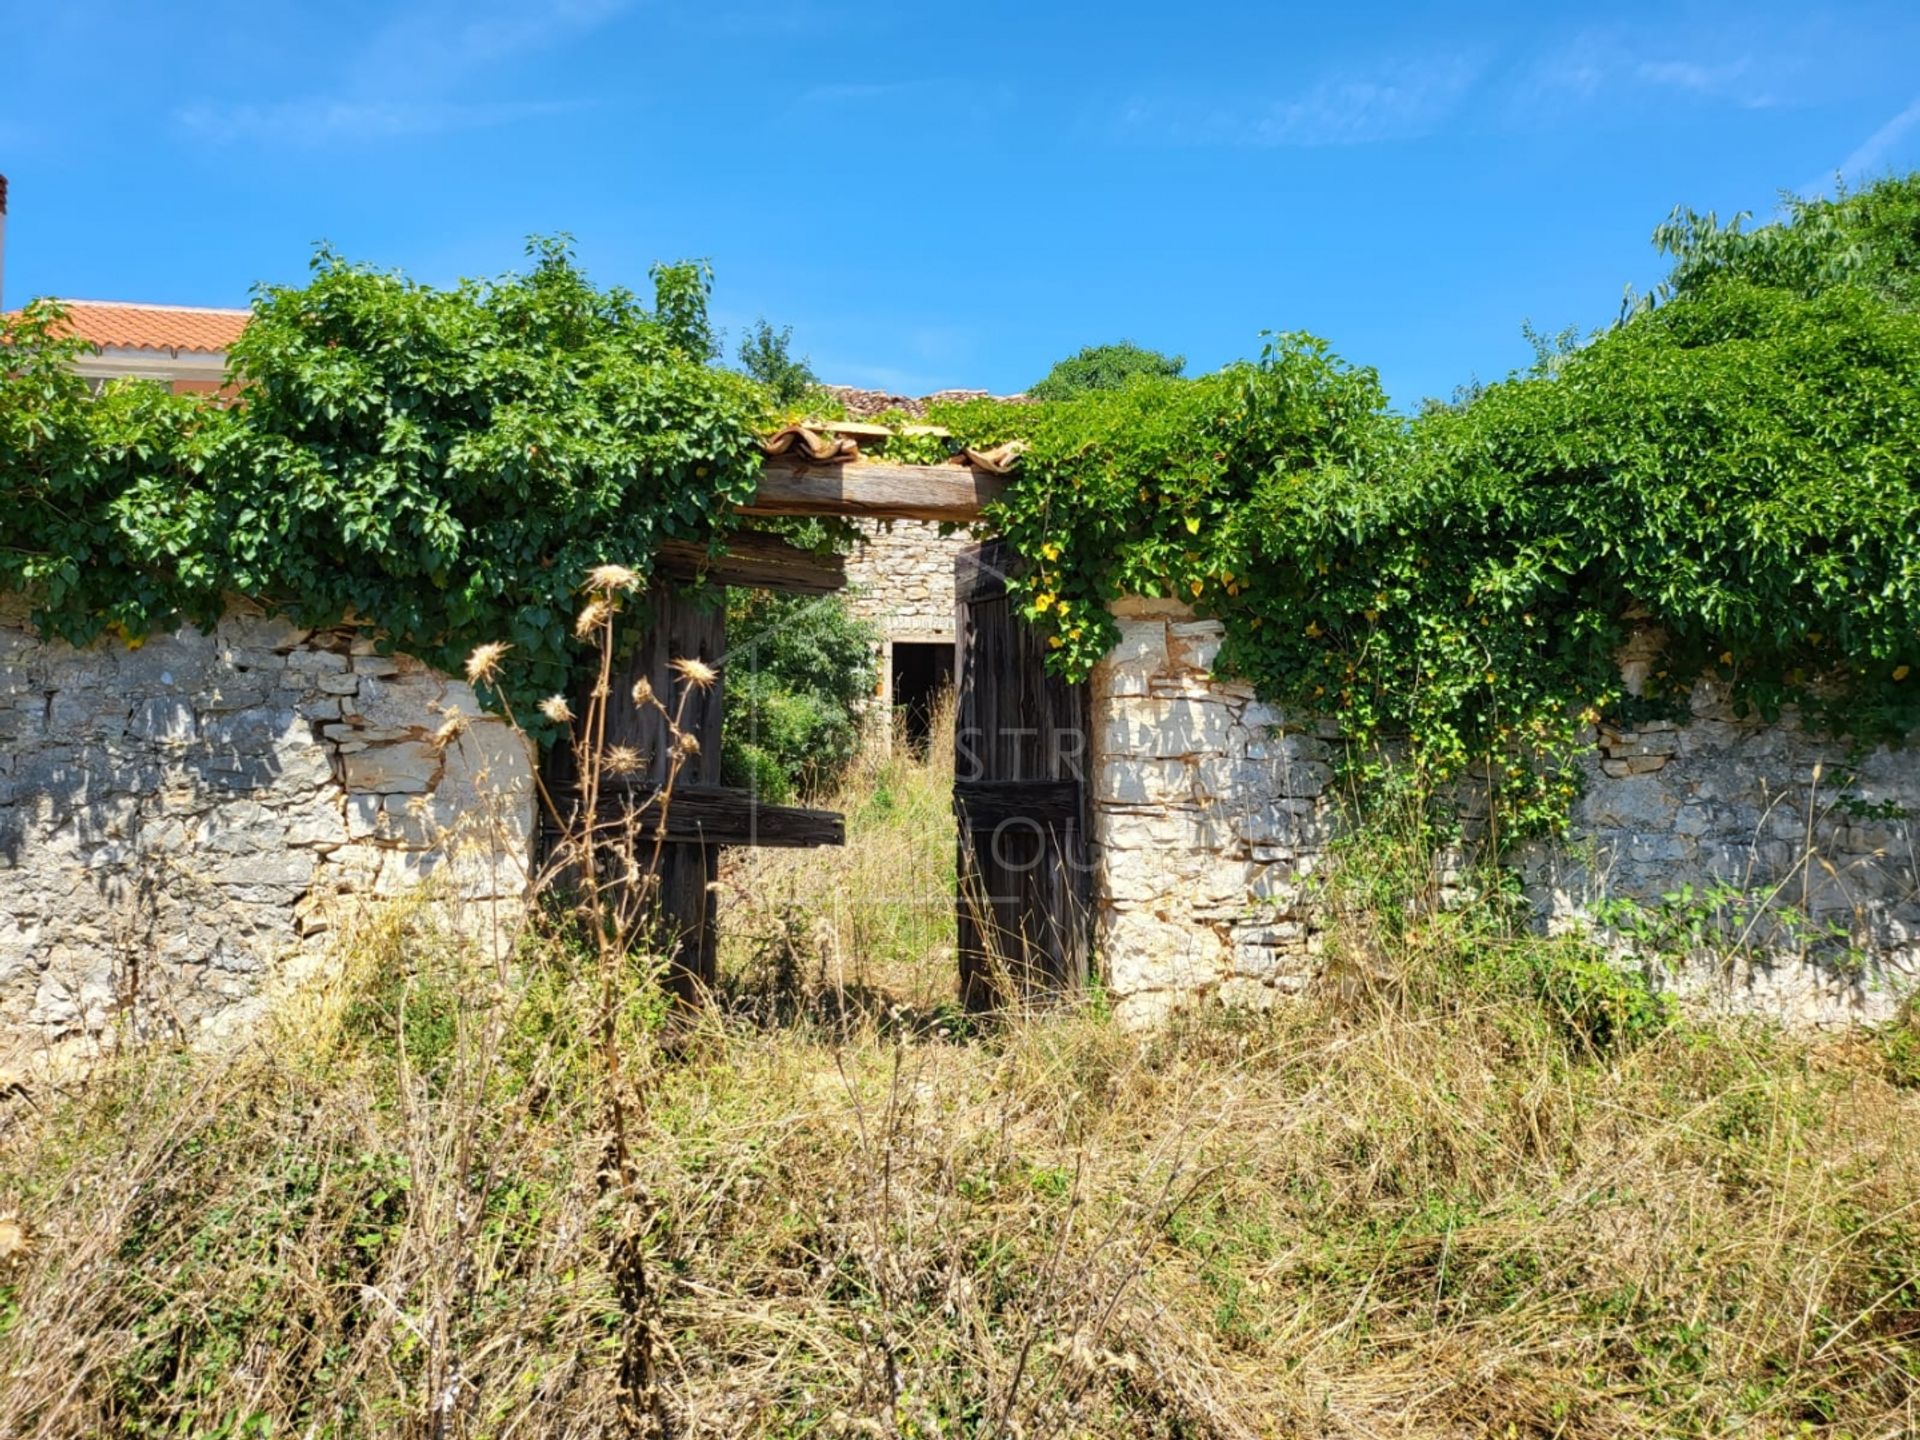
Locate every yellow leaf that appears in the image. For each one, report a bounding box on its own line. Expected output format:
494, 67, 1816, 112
1719, 651, 1733, 666
1047, 634, 1063, 649
1189, 578, 1204, 597
1305, 620, 1323, 638
1183, 516, 1201, 535
1896, 664, 1912, 682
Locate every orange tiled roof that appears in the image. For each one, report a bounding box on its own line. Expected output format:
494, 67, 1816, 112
43, 300, 250, 355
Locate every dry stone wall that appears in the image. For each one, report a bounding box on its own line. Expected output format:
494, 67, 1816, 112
0, 597, 534, 1057
845, 519, 965, 641
1090, 599, 1920, 1028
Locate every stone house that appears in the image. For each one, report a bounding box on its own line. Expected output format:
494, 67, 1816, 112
822, 387, 999, 746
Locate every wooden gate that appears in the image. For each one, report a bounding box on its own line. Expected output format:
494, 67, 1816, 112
543, 538, 848, 1004
953, 538, 1092, 1011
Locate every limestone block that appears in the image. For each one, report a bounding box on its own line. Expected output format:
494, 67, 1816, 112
353, 672, 443, 731
1101, 909, 1226, 996
1095, 806, 1192, 851
219, 612, 314, 654
343, 742, 440, 795
1577, 775, 1679, 831
1095, 758, 1194, 806
1100, 696, 1235, 761
1167, 620, 1224, 673
130, 696, 196, 746
1109, 596, 1195, 621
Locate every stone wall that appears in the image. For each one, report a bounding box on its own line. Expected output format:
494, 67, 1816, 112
0, 598, 535, 1057
845, 519, 964, 642
1090, 599, 1920, 1028
846, 519, 968, 727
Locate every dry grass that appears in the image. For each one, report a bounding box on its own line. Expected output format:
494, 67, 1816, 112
1, 725, 1917, 1438
717, 700, 959, 1017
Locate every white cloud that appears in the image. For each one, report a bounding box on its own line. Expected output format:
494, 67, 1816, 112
1635, 57, 1752, 96
1833, 95, 1920, 185
348, 0, 629, 95
175, 1, 625, 149
1122, 55, 1483, 148
1520, 33, 1772, 112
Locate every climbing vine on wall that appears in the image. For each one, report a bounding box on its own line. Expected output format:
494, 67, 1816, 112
4, 180, 1918, 823
1, 241, 768, 712
941, 176, 1920, 834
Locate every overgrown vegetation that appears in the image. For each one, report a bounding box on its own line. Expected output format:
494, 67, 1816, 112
944, 174, 1920, 833
0, 243, 764, 715
720, 588, 879, 803
3, 734, 1916, 1437
735, 318, 821, 408
6, 178, 1917, 823
1027, 339, 1186, 399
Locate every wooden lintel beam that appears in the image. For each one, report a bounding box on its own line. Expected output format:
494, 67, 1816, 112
740, 458, 1006, 523
656, 533, 846, 594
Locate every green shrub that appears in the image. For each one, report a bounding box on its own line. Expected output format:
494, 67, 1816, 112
721, 588, 878, 801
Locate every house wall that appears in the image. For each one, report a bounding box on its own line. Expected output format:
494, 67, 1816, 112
0, 598, 534, 1058
1090, 598, 1920, 1028
845, 519, 968, 717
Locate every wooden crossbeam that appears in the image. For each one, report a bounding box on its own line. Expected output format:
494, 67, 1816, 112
554, 782, 845, 848
656, 532, 845, 594
740, 458, 1006, 523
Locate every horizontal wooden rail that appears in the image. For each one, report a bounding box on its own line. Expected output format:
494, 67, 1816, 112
548, 782, 844, 848
954, 779, 1083, 829
656, 532, 845, 594
740, 458, 1007, 523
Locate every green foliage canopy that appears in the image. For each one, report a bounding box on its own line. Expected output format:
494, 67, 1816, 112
1027, 340, 1186, 400
947, 175, 1920, 832
720, 589, 879, 803
2, 241, 767, 711
735, 319, 820, 408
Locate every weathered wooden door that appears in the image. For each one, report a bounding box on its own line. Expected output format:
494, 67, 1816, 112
954, 539, 1092, 1011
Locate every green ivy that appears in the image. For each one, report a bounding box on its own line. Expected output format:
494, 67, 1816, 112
941, 175, 1920, 837
2, 240, 768, 715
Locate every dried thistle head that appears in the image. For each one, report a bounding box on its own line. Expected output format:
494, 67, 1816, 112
605, 745, 643, 776
672, 656, 719, 689
538, 694, 575, 725
673, 731, 701, 758
630, 677, 656, 708
464, 641, 511, 686
0, 1214, 29, 1267
574, 596, 615, 637
431, 714, 468, 750
584, 563, 641, 594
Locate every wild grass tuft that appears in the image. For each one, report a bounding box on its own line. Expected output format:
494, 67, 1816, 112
1, 719, 1916, 1437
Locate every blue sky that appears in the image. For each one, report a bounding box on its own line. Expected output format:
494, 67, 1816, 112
3, 1, 1918, 410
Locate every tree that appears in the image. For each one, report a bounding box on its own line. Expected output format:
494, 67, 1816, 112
721, 589, 878, 802
736, 319, 819, 407
1028, 341, 1185, 400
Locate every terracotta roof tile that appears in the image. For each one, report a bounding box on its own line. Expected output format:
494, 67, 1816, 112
823, 385, 1029, 420
37, 301, 250, 355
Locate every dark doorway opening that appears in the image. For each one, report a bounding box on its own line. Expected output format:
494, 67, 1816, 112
892, 640, 954, 753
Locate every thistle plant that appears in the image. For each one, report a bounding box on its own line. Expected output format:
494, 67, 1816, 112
466, 562, 714, 1440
